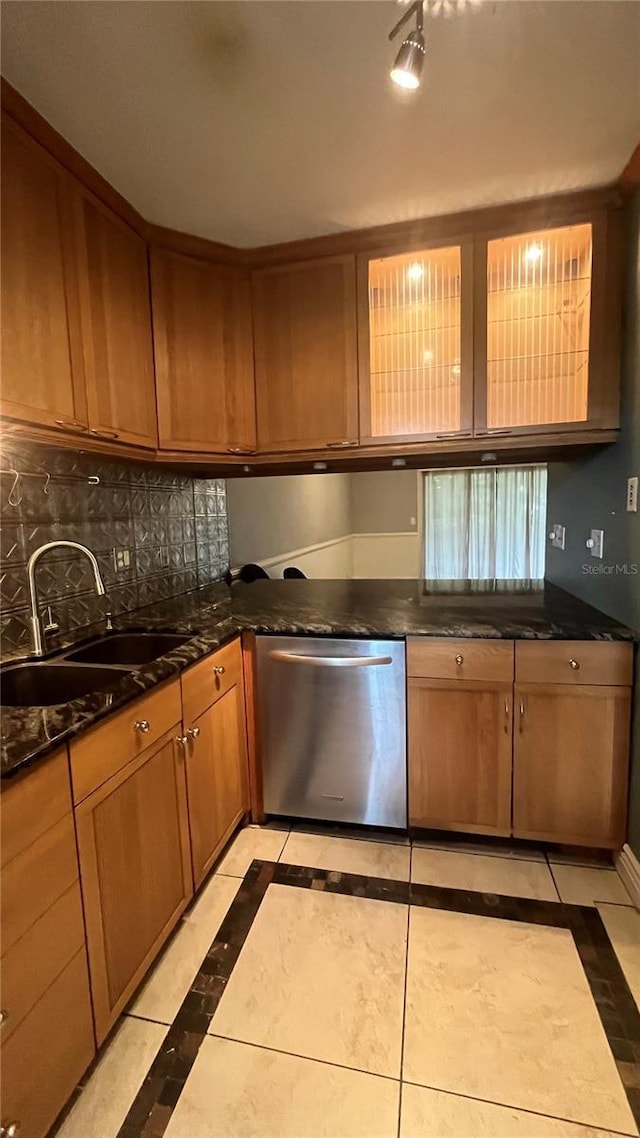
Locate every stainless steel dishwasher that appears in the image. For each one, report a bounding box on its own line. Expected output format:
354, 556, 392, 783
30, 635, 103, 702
256, 636, 407, 829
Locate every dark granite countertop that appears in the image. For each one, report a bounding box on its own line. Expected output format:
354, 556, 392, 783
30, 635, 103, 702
2, 578, 636, 781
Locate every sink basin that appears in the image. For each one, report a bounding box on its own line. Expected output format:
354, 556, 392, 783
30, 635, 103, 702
65, 631, 193, 666
1, 663, 130, 707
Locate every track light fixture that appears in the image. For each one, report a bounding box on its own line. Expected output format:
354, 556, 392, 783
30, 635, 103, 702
389, 1, 425, 90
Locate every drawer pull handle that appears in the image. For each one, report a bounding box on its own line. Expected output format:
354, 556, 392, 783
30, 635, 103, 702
504, 698, 509, 733
569, 658, 580, 670
90, 428, 120, 440
54, 419, 88, 433
455, 654, 464, 666
0, 1010, 7, 1027
187, 726, 201, 740
134, 719, 151, 733
519, 700, 525, 732
213, 665, 226, 675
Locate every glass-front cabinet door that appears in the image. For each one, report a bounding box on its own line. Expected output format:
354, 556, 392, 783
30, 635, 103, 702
474, 218, 617, 437
358, 241, 473, 444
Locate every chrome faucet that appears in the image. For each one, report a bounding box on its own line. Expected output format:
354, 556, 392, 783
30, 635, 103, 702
27, 541, 106, 657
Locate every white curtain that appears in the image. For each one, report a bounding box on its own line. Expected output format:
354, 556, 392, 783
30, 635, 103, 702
423, 465, 547, 580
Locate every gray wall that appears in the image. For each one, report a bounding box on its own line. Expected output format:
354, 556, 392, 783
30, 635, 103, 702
350, 470, 418, 533
546, 190, 640, 855
226, 473, 351, 565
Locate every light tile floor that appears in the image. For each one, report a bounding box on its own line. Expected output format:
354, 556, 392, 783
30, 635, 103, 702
61, 822, 639, 1138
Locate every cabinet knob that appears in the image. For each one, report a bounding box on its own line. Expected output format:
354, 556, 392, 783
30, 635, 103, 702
569, 658, 580, 670
134, 719, 151, 733
0, 1010, 7, 1027
1, 1123, 20, 1137
455, 654, 464, 666
187, 726, 201, 739
213, 665, 225, 676
175, 734, 188, 746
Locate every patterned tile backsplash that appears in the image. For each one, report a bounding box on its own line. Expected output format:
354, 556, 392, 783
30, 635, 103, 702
0, 440, 229, 661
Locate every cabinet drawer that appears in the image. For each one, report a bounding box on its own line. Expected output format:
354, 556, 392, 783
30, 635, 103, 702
516, 641, 633, 686
1, 747, 71, 868
0, 948, 95, 1138
407, 638, 514, 682
70, 678, 181, 802
181, 637, 243, 725
1, 882, 85, 1042
1, 813, 79, 954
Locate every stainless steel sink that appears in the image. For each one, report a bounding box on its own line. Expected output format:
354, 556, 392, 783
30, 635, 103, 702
64, 631, 193, 666
1, 663, 132, 707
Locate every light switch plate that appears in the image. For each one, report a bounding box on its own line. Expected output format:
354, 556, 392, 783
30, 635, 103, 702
627, 477, 638, 513
549, 523, 565, 550
589, 529, 604, 559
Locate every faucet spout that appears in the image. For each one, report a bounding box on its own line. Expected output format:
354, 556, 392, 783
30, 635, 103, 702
27, 541, 107, 657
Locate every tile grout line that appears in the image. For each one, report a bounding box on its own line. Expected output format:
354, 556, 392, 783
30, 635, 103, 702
396, 900, 412, 1138
207, 1031, 402, 1085
546, 855, 562, 902
400, 1078, 639, 1138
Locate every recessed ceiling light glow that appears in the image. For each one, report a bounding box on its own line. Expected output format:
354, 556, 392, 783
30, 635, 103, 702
524, 243, 543, 265
389, 3, 425, 91
451, 362, 461, 376
408, 262, 424, 281
423, 349, 434, 362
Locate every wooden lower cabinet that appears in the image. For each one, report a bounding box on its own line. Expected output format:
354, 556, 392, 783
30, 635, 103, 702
513, 683, 631, 847
1, 747, 95, 1138
408, 678, 513, 835
182, 643, 249, 888
0, 950, 94, 1138
75, 730, 193, 1042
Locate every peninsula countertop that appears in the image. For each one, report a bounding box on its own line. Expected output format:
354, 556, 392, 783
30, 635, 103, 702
1, 578, 636, 780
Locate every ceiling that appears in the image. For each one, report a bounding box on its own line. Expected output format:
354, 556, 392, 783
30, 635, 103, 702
1, 0, 639, 247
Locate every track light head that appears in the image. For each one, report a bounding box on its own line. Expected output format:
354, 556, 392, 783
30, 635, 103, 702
389, 1, 425, 90
390, 29, 425, 89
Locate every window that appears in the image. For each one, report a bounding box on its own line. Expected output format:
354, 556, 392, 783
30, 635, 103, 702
423, 465, 547, 580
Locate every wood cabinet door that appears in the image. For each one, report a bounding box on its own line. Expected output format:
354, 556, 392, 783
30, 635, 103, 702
474, 213, 621, 440
184, 681, 249, 888
151, 248, 256, 454
358, 240, 474, 444
75, 731, 193, 1042
252, 255, 358, 452
73, 189, 158, 448
408, 678, 513, 835
513, 683, 631, 847
1, 115, 87, 433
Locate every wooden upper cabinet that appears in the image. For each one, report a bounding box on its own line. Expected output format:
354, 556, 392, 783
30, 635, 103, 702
0, 115, 87, 432
252, 255, 359, 452
358, 241, 473, 444
72, 188, 158, 448
151, 249, 256, 454
474, 213, 621, 438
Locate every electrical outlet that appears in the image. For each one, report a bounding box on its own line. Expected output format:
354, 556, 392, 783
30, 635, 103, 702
113, 548, 131, 572
586, 529, 604, 559
549, 523, 565, 550
627, 476, 638, 513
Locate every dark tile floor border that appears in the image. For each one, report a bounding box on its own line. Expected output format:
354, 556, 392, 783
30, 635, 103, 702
115, 859, 640, 1138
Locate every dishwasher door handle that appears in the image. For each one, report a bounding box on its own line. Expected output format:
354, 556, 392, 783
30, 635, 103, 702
268, 650, 393, 668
